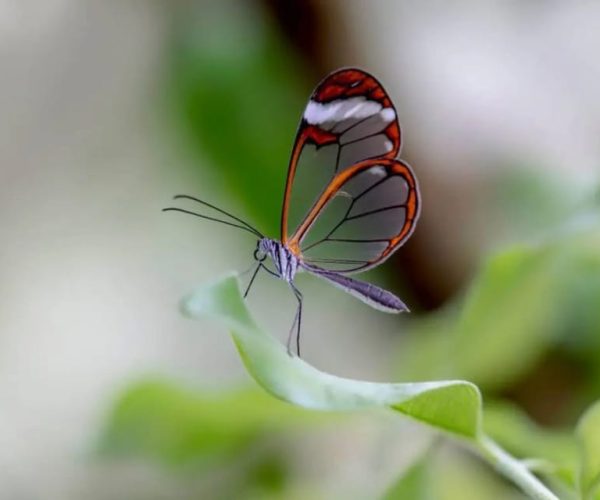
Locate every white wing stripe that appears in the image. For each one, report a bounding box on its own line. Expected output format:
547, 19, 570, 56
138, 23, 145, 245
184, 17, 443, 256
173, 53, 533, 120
304, 97, 382, 128
380, 108, 396, 122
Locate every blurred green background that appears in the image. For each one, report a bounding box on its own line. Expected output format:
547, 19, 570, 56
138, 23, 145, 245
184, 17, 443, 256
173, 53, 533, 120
2, 1, 599, 498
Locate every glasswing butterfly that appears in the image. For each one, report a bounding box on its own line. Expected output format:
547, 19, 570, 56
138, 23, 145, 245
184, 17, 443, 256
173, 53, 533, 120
164, 68, 421, 356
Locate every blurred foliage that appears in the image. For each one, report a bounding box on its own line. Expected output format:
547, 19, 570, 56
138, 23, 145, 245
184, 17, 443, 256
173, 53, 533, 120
386, 168, 600, 497
483, 401, 577, 486
167, 1, 312, 236
98, 379, 327, 468
491, 165, 595, 244
576, 400, 600, 500
433, 451, 527, 500
383, 450, 433, 500
385, 446, 533, 500
398, 207, 600, 399
98, 380, 333, 499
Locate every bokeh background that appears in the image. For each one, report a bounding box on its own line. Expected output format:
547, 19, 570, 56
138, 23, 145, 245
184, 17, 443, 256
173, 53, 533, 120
2, 1, 600, 498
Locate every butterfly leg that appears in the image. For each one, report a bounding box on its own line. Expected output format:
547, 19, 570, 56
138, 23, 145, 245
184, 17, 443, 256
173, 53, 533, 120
243, 263, 261, 298
260, 263, 280, 279
286, 283, 303, 357
243, 262, 279, 298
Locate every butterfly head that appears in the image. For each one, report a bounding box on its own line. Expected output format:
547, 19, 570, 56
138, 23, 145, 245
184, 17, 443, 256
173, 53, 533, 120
253, 238, 270, 263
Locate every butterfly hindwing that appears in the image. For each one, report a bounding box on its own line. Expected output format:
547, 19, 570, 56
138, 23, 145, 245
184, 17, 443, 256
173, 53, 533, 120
288, 158, 419, 274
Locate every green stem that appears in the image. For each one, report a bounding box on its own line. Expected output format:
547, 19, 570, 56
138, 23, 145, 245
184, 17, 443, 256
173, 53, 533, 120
477, 435, 558, 500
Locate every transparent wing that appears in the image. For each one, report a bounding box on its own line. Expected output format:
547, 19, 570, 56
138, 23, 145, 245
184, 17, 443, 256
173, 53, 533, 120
281, 68, 401, 242
288, 159, 420, 274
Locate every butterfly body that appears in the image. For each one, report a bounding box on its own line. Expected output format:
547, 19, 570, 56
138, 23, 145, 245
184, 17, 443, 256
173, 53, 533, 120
165, 68, 421, 356
256, 238, 299, 283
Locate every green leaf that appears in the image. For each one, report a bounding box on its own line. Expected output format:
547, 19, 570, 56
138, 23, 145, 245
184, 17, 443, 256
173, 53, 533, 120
181, 273, 482, 440
180, 274, 559, 500
98, 379, 324, 467
576, 400, 600, 499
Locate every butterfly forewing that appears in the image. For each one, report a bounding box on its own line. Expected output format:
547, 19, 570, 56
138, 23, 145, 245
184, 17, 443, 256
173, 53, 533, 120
281, 69, 402, 242
290, 159, 419, 274
286, 142, 338, 242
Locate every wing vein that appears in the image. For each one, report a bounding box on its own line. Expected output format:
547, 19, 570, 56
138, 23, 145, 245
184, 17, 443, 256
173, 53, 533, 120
346, 204, 407, 221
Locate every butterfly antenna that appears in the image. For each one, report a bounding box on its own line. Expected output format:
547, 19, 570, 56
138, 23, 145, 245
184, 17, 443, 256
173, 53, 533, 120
162, 207, 263, 238
171, 194, 263, 237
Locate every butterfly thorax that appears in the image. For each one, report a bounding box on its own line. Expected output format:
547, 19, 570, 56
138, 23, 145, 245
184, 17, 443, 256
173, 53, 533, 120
256, 238, 299, 283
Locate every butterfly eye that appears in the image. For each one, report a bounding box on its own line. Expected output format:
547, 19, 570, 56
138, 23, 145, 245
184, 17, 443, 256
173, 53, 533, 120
254, 246, 267, 262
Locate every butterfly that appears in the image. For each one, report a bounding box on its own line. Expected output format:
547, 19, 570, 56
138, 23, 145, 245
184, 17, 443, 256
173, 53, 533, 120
164, 68, 421, 356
